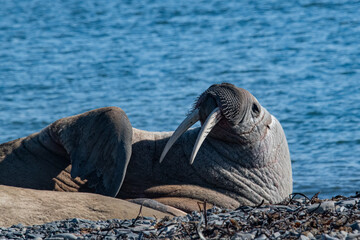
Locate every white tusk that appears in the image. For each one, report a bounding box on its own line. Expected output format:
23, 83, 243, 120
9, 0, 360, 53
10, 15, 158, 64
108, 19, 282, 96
189, 107, 222, 165
159, 108, 200, 163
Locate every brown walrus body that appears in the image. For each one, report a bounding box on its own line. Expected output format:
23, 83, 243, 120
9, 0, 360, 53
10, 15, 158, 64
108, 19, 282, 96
0, 83, 292, 225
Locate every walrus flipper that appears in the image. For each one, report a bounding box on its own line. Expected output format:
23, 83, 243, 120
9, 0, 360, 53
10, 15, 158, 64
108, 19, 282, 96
49, 107, 133, 197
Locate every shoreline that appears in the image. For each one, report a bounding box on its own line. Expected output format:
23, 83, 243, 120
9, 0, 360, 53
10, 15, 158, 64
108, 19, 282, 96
1, 193, 359, 239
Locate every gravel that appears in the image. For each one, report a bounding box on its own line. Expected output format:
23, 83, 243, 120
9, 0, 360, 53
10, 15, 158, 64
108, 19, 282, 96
1, 193, 359, 239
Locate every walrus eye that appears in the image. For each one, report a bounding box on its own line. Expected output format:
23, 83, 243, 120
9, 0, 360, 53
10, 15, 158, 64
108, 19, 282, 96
252, 103, 260, 116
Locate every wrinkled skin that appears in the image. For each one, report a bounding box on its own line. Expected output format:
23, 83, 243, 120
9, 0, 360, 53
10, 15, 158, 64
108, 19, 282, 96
0, 83, 292, 214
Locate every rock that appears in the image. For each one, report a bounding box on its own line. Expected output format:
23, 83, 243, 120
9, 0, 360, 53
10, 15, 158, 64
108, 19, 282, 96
346, 233, 360, 240
336, 199, 357, 208
306, 232, 315, 239
350, 220, 360, 231
321, 233, 338, 240
50, 233, 78, 239
104, 237, 117, 240
337, 231, 348, 239
27, 233, 45, 239
307, 201, 335, 213
299, 235, 310, 240
336, 206, 346, 212
254, 234, 267, 240
11, 224, 24, 228
131, 225, 152, 233
231, 233, 255, 240
114, 229, 132, 235
70, 218, 81, 224
269, 205, 294, 212
272, 232, 281, 238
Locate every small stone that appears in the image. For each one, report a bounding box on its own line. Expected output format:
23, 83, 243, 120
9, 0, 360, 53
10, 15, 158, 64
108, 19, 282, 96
104, 236, 117, 240
336, 206, 346, 212
99, 231, 111, 236
90, 224, 101, 230
27, 233, 45, 240
337, 231, 348, 239
350, 221, 360, 231
321, 234, 338, 240
270, 205, 294, 212
78, 223, 88, 229
231, 232, 255, 240
70, 218, 81, 224
281, 231, 290, 238
51, 233, 77, 239
114, 229, 132, 235
346, 233, 360, 240
124, 233, 139, 239
306, 232, 315, 239
337, 199, 357, 208
299, 235, 310, 240
298, 211, 306, 217
11, 224, 24, 228
143, 230, 156, 236
307, 201, 335, 213
273, 232, 281, 238
254, 234, 267, 240
5, 233, 16, 239
290, 232, 301, 239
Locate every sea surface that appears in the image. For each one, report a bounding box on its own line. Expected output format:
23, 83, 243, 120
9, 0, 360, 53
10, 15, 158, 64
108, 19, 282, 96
0, 0, 359, 199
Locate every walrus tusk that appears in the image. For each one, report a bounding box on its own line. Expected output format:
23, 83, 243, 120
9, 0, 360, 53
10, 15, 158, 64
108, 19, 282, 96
159, 108, 200, 163
189, 107, 222, 165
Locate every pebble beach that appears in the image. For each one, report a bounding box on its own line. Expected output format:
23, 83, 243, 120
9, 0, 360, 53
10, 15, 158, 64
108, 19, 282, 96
1, 193, 359, 240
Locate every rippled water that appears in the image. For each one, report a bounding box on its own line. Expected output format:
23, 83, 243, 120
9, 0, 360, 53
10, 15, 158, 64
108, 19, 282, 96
0, 0, 359, 198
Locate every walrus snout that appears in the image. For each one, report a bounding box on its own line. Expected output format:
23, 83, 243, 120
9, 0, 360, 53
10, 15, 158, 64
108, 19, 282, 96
159, 83, 255, 165
195, 83, 251, 125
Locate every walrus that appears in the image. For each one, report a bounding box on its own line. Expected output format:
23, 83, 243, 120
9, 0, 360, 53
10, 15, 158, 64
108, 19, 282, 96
0, 83, 292, 215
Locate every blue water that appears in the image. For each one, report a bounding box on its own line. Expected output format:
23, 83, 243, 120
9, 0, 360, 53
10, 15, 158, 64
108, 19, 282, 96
0, 0, 359, 199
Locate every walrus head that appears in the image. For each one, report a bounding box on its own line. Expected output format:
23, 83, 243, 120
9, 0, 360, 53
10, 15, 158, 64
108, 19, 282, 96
160, 83, 270, 165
